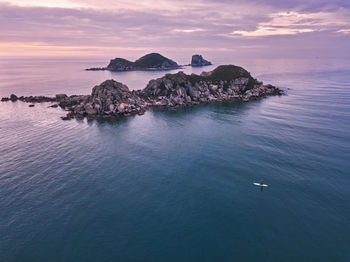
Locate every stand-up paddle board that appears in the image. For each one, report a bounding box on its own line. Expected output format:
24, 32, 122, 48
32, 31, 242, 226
253, 183, 268, 187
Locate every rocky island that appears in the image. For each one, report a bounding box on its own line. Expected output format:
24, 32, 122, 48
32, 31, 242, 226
190, 54, 212, 67
2, 65, 283, 120
86, 53, 180, 71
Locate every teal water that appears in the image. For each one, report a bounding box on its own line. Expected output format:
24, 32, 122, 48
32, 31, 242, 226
0, 57, 350, 261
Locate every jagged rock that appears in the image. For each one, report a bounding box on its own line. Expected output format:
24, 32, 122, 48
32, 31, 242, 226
58, 95, 88, 108
84, 103, 97, 116
190, 55, 212, 67
56, 94, 68, 102
188, 85, 200, 100
58, 79, 149, 118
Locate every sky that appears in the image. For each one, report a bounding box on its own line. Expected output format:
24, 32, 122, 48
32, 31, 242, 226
0, 0, 350, 58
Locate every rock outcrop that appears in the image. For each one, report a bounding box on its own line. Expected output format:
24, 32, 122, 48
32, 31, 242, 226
2, 65, 283, 120
1, 97, 9, 102
66, 80, 147, 119
86, 53, 180, 71
190, 55, 212, 67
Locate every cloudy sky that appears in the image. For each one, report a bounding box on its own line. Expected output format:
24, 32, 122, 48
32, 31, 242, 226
0, 0, 349, 58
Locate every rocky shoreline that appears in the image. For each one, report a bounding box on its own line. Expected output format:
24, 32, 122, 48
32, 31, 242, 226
1, 65, 283, 120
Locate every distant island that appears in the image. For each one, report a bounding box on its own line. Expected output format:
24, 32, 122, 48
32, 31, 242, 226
86, 53, 181, 71
2, 65, 283, 120
86, 53, 213, 71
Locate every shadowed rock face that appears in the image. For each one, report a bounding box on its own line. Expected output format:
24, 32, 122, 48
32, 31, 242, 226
190, 55, 212, 67
2, 65, 283, 120
133, 53, 179, 69
86, 53, 180, 71
54, 80, 148, 119
106, 58, 135, 71
81, 80, 146, 117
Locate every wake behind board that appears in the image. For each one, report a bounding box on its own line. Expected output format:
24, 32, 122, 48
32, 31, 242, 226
253, 183, 268, 187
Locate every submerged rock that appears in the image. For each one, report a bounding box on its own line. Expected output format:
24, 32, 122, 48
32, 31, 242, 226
190, 55, 212, 67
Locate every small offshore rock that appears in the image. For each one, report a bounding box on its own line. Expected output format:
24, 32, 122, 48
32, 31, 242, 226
10, 94, 18, 101
49, 104, 59, 108
190, 55, 212, 67
29, 104, 35, 107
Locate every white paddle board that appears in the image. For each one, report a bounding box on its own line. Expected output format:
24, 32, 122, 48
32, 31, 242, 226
253, 183, 268, 187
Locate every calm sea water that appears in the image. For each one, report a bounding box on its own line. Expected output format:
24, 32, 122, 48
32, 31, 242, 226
0, 56, 350, 262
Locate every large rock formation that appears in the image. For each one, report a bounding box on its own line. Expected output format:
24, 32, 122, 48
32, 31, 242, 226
190, 54, 212, 67
141, 65, 281, 106
86, 53, 180, 71
66, 65, 282, 119
2, 65, 283, 120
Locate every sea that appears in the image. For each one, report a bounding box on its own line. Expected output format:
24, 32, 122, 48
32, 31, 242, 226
0, 56, 349, 262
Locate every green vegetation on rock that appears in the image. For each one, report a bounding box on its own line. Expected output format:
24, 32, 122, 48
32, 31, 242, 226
134, 53, 177, 68
106, 53, 179, 71
206, 65, 258, 90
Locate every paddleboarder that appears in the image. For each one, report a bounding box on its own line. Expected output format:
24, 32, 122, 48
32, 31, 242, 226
253, 179, 268, 191
260, 178, 264, 191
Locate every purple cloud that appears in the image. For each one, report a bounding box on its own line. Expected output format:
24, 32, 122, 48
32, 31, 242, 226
0, 0, 349, 57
